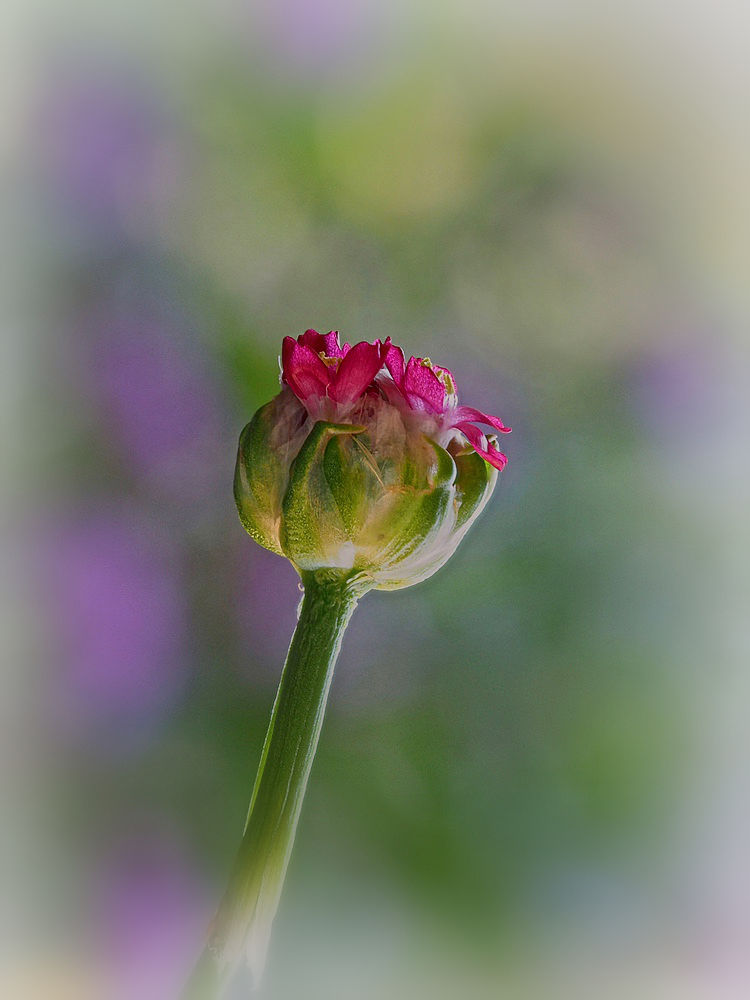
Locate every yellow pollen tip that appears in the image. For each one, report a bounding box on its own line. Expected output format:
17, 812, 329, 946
318, 352, 341, 368
419, 356, 455, 393
439, 371, 456, 393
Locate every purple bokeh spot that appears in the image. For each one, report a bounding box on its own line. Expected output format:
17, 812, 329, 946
43, 69, 179, 231
95, 319, 219, 470
43, 506, 186, 733
253, 0, 387, 79
75, 302, 228, 500
234, 546, 300, 684
631, 334, 721, 443
94, 830, 209, 1000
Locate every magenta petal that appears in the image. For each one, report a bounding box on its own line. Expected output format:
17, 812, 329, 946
298, 329, 321, 347
297, 329, 325, 355
433, 363, 457, 393
383, 342, 405, 387
453, 405, 511, 434
457, 421, 508, 470
297, 329, 348, 359
329, 340, 384, 404
281, 335, 297, 377
282, 340, 331, 402
322, 331, 349, 358
403, 356, 447, 413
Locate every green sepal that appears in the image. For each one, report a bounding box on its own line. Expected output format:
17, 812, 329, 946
322, 434, 373, 538
234, 400, 287, 555
373, 438, 457, 587
453, 448, 498, 530
280, 421, 365, 570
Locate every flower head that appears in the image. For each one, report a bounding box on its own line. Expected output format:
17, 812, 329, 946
380, 340, 510, 470
282, 330, 510, 468
280, 329, 388, 422
236, 330, 510, 589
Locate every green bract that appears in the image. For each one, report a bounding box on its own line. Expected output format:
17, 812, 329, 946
234, 391, 498, 591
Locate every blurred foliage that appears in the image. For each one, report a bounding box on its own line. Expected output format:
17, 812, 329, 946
12, 5, 731, 995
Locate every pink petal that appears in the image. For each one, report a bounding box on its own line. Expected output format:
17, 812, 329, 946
298, 329, 349, 358
321, 330, 350, 358
298, 328, 321, 348
383, 342, 405, 387
329, 340, 385, 404
453, 405, 511, 434
403, 356, 447, 414
281, 334, 297, 370
281, 338, 331, 402
373, 370, 405, 407
433, 363, 457, 394
456, 421, 508, 470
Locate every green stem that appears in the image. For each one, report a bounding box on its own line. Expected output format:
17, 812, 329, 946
183, 568, 370, 999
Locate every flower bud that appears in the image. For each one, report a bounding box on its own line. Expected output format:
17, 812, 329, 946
234, 331, 509, 590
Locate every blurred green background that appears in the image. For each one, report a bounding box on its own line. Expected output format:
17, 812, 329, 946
3, 1, 748, 998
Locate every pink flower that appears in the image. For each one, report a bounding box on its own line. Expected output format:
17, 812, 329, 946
381, 342, 510, 470
281, 329, 389, 422
281, 330, 510, 470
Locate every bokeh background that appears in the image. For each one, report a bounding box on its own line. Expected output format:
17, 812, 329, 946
3, 1, 748, 997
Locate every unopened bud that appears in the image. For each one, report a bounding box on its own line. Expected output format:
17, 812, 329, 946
234, 330, 509, 590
